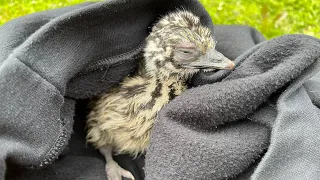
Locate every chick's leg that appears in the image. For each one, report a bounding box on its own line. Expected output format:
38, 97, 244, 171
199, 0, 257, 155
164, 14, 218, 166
99, 145, 135, 180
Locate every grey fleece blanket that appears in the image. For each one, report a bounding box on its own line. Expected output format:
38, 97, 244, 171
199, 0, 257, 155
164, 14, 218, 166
0, 0, 320, 180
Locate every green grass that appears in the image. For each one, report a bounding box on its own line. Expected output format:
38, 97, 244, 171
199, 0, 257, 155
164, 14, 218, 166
0, 0, 319, 39
202, 0, 320, 38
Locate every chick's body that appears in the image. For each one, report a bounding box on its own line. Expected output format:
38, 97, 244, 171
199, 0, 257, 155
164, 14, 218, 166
87, 75, 185, 156
86, 10, 235, 180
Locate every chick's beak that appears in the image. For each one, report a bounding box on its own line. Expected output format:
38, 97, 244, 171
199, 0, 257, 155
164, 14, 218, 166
187, 49, 235, 70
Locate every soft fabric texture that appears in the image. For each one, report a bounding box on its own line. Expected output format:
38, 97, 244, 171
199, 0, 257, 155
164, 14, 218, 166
0, 0, 319, 180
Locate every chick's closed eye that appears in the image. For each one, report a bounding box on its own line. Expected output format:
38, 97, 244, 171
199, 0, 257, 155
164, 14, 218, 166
174, 47, 200, 62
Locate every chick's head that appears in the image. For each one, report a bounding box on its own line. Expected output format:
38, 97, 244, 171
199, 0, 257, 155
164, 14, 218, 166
144, 11, 235, 79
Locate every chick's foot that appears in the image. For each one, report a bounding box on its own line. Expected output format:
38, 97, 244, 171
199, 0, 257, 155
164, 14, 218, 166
106, 160, 135, 180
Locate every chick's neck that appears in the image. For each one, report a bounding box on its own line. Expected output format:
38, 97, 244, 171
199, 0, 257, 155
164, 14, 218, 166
143, 70, 187, 110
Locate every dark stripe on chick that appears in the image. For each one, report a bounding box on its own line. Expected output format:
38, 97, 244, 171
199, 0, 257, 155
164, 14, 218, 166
168, 84, 176, 101
167, 53, 181, 69
139, 79, 163, 110
149, 79, 163, 106
151, 79, 162, 98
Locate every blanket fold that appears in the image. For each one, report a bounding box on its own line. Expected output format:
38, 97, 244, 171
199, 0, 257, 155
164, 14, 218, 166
0, 1, 319, 180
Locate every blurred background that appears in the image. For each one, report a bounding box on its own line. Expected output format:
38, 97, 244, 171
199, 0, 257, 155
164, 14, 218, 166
0, 0, 319, 39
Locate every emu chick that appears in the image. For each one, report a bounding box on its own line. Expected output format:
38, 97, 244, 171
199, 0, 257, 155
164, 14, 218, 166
86, 10, 235, 180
